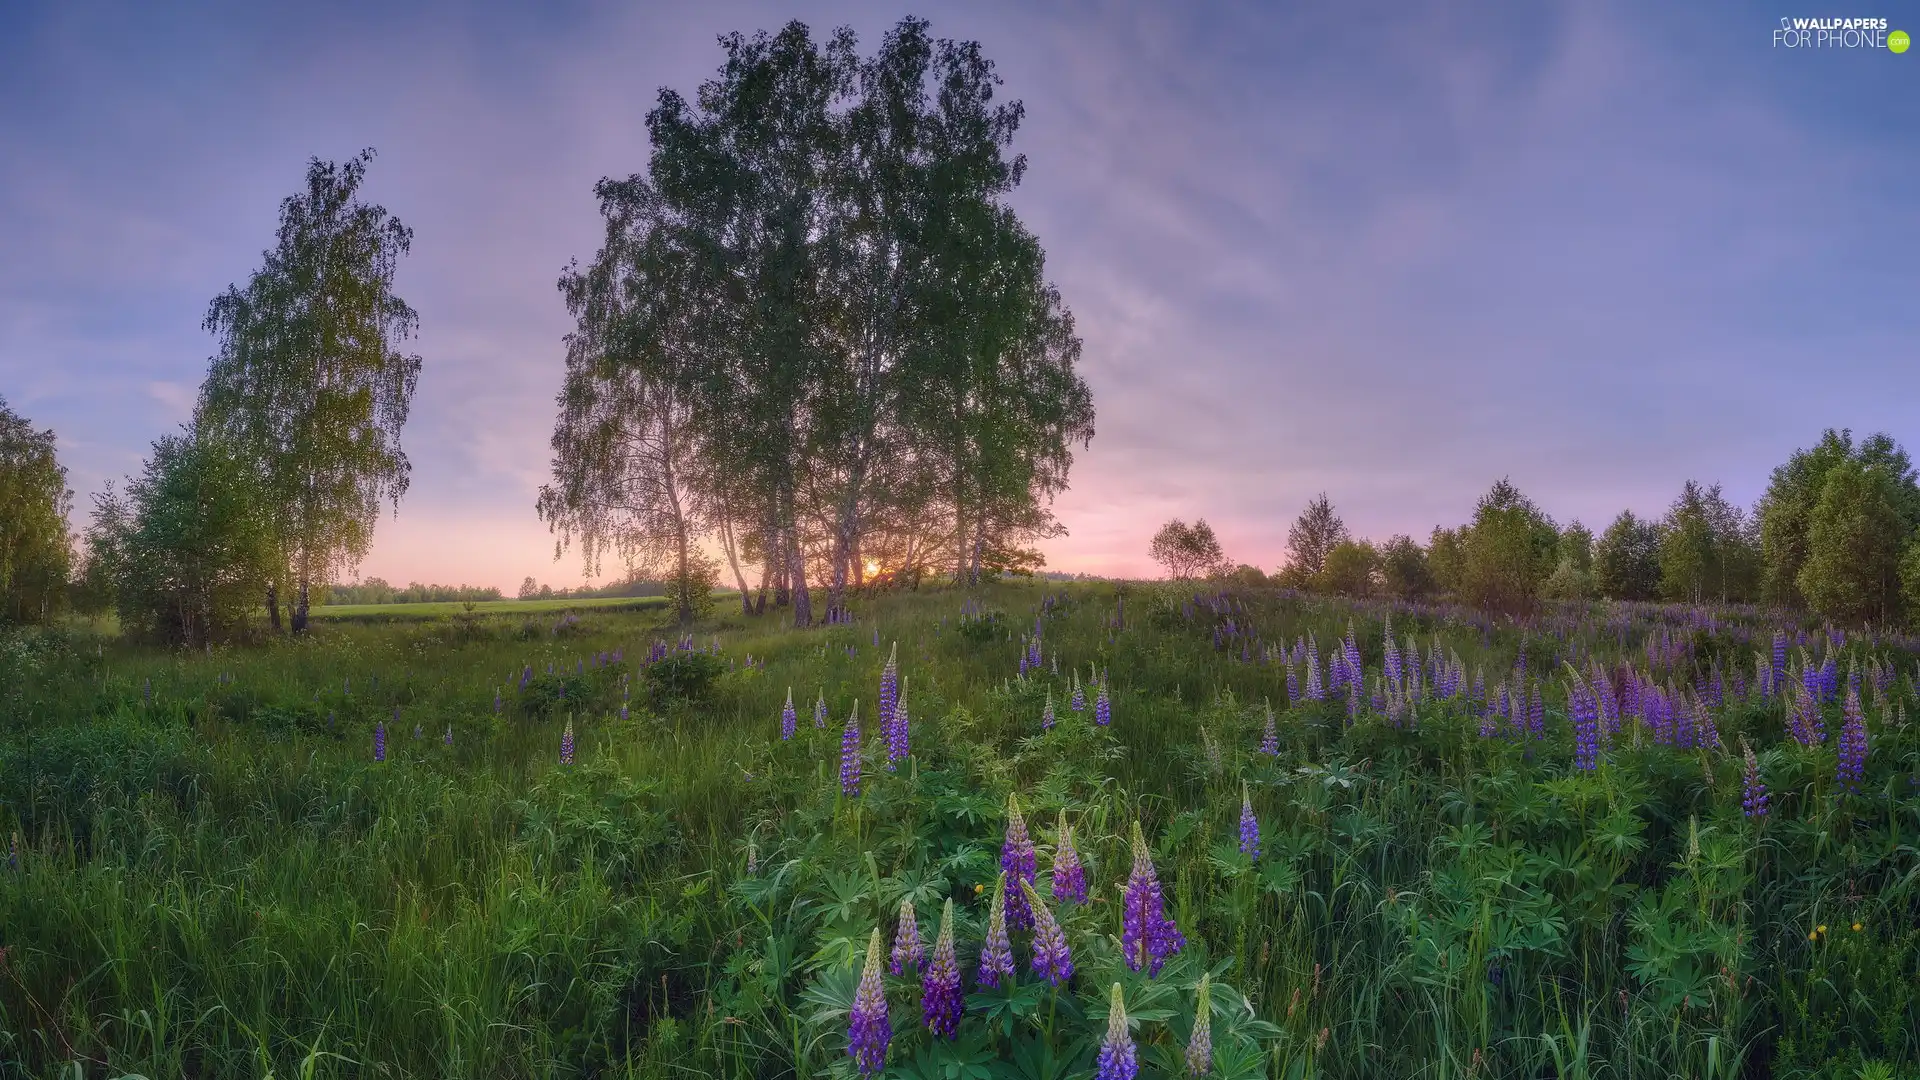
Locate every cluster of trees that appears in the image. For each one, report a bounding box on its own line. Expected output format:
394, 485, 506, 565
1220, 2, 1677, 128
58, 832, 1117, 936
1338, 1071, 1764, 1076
0, 395, 73, 625
74, 150, 422, 646
1157, 428, 1920, 627
514, 576, 668, 601
326, 579, 504, 606
536, 17, 1094, 627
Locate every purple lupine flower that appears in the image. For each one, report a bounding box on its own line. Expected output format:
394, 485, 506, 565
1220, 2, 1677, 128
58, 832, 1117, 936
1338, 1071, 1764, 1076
1052, 813, 1088, 904
923, 899, 963, 1038
1528, 681, 1545, 740
890, 898, 925, 975
374, 722, 386, 762
1285, 663, 1299, 706
847, 927, 890, 1075
1568, 666, 1600, 771
1070, 673, 1086, 712
780, 688, 797, 742
619, 703, 629, 722
1258, 702, 1279, 756
1002, 794, 1038, 930
1022, 879, 1073, 986
814, 690, 829, 728
1096, 680, 1111, 726
977, 871, 1016, 989
1121, 821, 1184, 976
443, 724, 453, 746
493, 688, 502, 713
413, 723, 422, 740
1740, 739, 1769, 819
878, 642, 900, 741
840, 703, 863, 798
1042, 691, 1056, 732
560, 720, 575, 765
886, 677, 910, 769
1185, 972, 1214, 1077
1096, 983, 1139, 1080
1838, 687, 1868, 792
1238, 784, 1261, 859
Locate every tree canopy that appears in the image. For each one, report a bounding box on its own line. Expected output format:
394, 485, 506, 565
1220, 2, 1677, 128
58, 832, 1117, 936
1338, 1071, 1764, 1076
0, 395, 73, 624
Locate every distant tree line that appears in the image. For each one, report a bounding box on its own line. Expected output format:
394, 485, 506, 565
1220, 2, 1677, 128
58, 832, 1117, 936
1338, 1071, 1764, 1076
513, 576, 669, 601
324, 579, 505, 606
536, 17, 1094, 627
1153, 428, 1920, 628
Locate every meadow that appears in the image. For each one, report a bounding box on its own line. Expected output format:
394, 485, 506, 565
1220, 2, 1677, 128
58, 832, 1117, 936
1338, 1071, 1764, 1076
308, 596, 675, 621
0, 580, 1916, 1080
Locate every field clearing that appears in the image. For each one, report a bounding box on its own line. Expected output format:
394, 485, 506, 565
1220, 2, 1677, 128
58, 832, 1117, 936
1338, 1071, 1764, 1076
310, 594, 680, 620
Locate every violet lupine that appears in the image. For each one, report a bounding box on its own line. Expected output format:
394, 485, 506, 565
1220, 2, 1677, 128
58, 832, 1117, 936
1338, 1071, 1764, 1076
1095, 680, 1111, 726
1838, 688, 1868, 792
878, 642, 900, 740
1052, 813, 1088, 904
560, 720, 575, 765
1002, 794, 1038, 930
847, 927, 890, 1075
840, 703, 863, 798
780, 688, 797, 741
977, 871, 1016, 989
1070, 673, 1086, 712
923, 899, 964, 1039
1257, 702, 1279, 756
814, 689, 829, 729
373, 722, 386, 762
890, 691, 911, 766
1121, 821, 1184, 975
1096, 983, 1139, 1080
1740, 739, 1770, 819
1238, 783, 1261, 859
1022, 880, 1073, 986
1568, 667, 1601, 772
1185, 972, 1214, 1077
443, 724, 453, 746
1042, 691, 1056, 732
890, 898, 925, 975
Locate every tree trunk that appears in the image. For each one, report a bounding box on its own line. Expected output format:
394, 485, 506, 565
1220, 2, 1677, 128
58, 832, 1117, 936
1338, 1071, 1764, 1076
292, 575, 311, 634
674, 523, 693, 626
266, 581, 282, 633
789, 526, 812, 628
718, 508, 752, 617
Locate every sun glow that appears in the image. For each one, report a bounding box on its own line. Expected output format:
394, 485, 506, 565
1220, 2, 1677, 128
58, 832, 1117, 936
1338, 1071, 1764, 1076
864, 560, 880, 576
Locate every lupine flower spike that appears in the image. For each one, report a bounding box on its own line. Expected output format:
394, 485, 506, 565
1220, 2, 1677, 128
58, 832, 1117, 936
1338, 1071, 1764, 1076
780, 688, 797, 741
814, 689, 829, 728
1238, 783, 1261, 859
1122, 820, 1184, 975
1186, 972, 1214, 1076
560, 720, 575, 765
1095, 679, 1111, 726
847, 927, 890, 1075
1022, 879, 1074, 986
978, 871, 1016, 989
1740, 738, 1769, 819
1097, 983, 1139, 1080
1042, 691, 1056, 731
890, 898, 925, 975
1838, 687, 1868, 792
923, 899, 964, 1038
1052, 812, 1088, 904
443, 724, 453, 746
1070, 672, 1086, 712
373, 721, 386, 762
840, 702, 863, 798
1002, 793, 1038, 929
1258, 702, 1279, 756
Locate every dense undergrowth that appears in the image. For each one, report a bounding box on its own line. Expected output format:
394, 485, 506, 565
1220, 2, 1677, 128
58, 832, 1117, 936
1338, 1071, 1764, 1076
1, 582, 1916, 1079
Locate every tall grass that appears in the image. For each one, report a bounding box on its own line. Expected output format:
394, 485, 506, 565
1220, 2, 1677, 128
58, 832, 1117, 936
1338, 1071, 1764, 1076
0, 582, 1915, 1078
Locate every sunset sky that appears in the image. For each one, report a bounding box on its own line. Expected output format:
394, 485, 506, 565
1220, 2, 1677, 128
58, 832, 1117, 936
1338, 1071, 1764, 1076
3, 1, 1915, 590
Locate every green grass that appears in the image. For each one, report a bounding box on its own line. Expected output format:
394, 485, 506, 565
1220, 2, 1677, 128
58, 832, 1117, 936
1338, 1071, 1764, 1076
310, 594, 677, 620
0, 581, 1915, 1079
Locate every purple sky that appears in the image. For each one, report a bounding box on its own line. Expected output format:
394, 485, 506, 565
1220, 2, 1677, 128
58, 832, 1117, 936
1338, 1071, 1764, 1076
3, 1, 1915, 588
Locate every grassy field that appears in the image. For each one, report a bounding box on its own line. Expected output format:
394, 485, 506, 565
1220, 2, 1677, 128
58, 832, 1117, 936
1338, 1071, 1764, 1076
310, 595, 676, 620
0, 581, 1916, 1079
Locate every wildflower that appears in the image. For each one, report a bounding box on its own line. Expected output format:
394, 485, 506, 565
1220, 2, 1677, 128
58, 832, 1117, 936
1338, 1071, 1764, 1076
374, 722, 386, 762
1185, 972, 1214, 1076
841, 702, 863, 798
847, 927, 890, 1075
560, 720, 575, 765
879, 642, 900, 741
814, 689, 829, 728
1238, 783, 1261, 859
1042, 691, 1056, 732
922, 901, 963, 1036
780, 688, 797, 742
1740, 739, 1769, 819
443, 724, 453, 746
890, 898, 925, 975
1071, 672, 1086, 712
1567, 666, 1600, 771
1852, 922, 1862, 932
1096, 679, 1112, 726
493, 689, 502, 713
1052, 812, 1088, 904
1002, 794, 1039, 929
1096, 983, 1139, 1080
886, 677, 911, 769
1258, 702, 1279, 756
1838, 687, 1868, 792
1122, 821, 1184, 975
1022, 880, 1074, 986
978, 871, 1016, 989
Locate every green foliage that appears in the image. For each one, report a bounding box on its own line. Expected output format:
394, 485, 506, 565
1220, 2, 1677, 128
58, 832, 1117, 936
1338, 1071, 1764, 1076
1759, 429, 1920, 610
0, 394, 73, 625
1318, 538, 1379, 597
643, 650, 726, 707
1797, 456, 1914, 625
196, 148, 423, 632
1457, 478, 1559, 611
1595, 509, 1662, 601
1379, 535, 1435, 600
1149, 518, 1228, 579
1284, 492, 1347, 582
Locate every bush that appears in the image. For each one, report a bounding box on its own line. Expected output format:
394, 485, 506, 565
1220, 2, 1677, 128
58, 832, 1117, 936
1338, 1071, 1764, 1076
643, 651, 725, 707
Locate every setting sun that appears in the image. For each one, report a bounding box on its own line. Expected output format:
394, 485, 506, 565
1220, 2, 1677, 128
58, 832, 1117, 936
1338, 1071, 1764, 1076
864, 560, 879, 576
